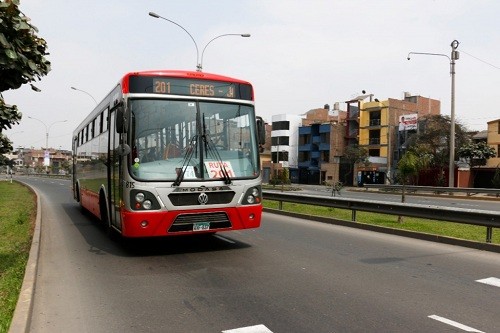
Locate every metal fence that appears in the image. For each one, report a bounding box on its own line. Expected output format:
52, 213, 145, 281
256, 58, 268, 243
362, 184, 500, 197
262, 191, 499, 243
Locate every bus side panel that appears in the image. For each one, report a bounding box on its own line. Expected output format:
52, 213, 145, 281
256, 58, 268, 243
120, 205, 262, 238
80, 188, 101, 219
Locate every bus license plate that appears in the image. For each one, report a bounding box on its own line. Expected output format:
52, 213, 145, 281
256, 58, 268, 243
193, 222, 210, 231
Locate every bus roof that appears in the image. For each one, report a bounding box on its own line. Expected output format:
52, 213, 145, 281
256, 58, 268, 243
121, 70, 252, 93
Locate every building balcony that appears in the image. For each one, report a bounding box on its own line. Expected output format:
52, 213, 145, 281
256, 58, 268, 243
298, 161, 311, 168
319, 124, 331, 133
299, 127, 311, 135
319, 143, 330, 151
298, 144, 312, 151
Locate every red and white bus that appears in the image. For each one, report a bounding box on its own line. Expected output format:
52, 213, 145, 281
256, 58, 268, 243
72, 70, 265, 237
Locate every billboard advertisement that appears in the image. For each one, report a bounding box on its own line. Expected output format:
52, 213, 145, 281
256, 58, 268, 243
399, 114, 418, 131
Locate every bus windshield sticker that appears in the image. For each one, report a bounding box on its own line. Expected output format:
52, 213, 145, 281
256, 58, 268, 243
204, 161, 235, 179
181, 166, 197, 179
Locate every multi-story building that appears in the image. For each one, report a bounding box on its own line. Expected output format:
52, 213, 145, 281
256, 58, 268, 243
11, 148, 72, 174
270, 113, 303, 168
298, 106, 346, 184
486, 118, 500, 168
261, 114, 302, 183
357, 93, 440, 184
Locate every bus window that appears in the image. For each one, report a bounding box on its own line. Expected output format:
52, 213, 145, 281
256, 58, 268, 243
91, 119, 96, 139
104, 109, 109, 132
99, 111, 104, 134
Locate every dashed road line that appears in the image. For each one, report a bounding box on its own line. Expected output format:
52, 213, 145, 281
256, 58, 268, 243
476, 277, 500, 288
428, 315, 484, 332
222, 324, 273, 333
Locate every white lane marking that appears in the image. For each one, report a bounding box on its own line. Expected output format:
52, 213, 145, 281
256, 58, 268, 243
222, 324, 273, 333
428, 315, 484, 333
214, 234, 236, 244
476, 277, 500, 288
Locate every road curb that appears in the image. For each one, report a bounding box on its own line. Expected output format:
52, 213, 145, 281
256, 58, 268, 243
264, 208, 500, 253
9, 182, 41, 333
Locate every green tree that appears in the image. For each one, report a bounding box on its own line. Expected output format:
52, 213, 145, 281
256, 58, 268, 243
396, 151, 419, 223
0, 134, 13, 165
397, 150, 419, 204
492, 166, 500, 191
457, 141, 496, 168
406, 115, 469, 186
0, 0, 51, 132
342, 144, 369, 185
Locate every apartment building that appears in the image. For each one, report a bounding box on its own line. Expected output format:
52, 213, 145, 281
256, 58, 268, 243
5, 148, 72, 174
298, 106, 346, 184
357, 93, 440, 184
486, 118, 500, 168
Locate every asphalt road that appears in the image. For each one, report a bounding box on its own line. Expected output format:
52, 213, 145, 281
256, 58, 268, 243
18, 177, 500, 333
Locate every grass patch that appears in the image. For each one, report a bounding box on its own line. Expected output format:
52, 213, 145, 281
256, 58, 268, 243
0, 181, 36, 333
263, 200, 500, 244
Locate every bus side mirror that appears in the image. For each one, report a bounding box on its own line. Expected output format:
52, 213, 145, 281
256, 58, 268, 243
115, 106, 128, 134
256, 116, 265, 145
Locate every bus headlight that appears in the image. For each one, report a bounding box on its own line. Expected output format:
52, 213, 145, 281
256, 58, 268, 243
142, 200, 152, 210
130, 190, 160, 211
242, 186, 261, 205
135, 192, 145, 203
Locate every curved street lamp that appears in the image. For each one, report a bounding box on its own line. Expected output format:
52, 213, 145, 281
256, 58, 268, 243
199, 33, 251, 71
148, 12, 250, 72
407, 40, 459, 187
27, 116, 68, 171
149, 12, 199, 71
71, 86, 97, 105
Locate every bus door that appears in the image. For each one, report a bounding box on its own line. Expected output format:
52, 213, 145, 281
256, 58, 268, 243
108, 109, 123, 231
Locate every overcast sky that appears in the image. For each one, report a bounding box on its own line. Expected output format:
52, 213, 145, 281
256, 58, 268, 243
4, 0, 500, 151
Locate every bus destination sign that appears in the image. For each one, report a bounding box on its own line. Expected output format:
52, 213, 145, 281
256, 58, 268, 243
128, 76, 252, 100
153, 78, 235, 98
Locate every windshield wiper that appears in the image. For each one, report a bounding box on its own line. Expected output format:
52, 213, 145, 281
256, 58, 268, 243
202, 116, 231, 185
172, 135, 197, 186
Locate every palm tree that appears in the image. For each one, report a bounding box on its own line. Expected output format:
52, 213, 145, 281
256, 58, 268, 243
397, 151, 419, 222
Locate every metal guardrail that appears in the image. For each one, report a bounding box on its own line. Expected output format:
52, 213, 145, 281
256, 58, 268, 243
362, 184, 500, 196
262, 191, 499, 243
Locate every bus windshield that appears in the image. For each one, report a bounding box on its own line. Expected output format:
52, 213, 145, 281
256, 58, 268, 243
129, 99, 259, 182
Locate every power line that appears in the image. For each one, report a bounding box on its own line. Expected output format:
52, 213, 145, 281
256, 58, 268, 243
461, 50, 500, 70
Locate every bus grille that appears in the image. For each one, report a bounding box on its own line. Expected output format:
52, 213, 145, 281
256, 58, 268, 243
168, 191, 235, 206
169, 212, 232, 232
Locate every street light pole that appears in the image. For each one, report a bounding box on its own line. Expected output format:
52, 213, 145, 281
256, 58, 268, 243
149, 12, 200, 70
407, 40, 459, 187
71, 86, 97, 105
449, 40, 459, 188
199, 33, 251, 71
27, 116, 68, 172
149, 12, 250, 72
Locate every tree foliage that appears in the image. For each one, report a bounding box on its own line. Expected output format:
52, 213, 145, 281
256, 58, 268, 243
397, 150, 419, 203
405, 115, 469, 185
0, 0, 51, 132
341, 144, 369, 184
0, 134, 13, 165
492, 166, 500, 189
457, 141, 496, 167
